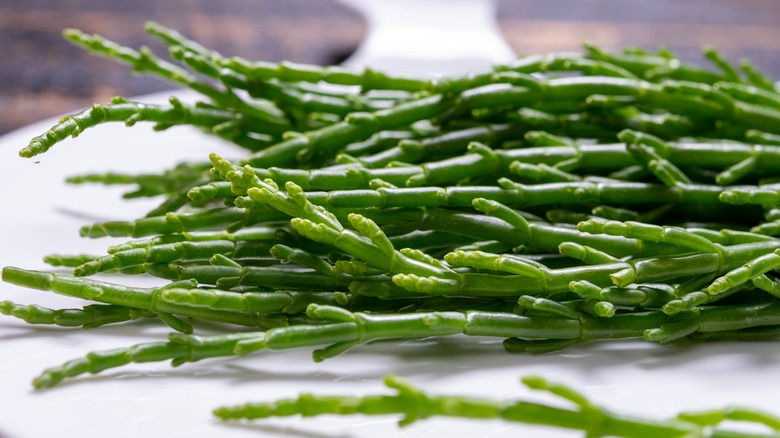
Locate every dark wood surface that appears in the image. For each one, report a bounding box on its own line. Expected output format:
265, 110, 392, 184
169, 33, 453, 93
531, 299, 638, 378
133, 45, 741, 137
2, 0, 779, 135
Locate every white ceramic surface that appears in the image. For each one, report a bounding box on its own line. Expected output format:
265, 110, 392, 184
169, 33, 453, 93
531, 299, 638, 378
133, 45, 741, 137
1, 93, 779, 438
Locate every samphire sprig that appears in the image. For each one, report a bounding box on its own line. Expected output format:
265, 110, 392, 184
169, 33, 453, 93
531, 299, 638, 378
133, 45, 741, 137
214, 374, 780, 438
5, 21, 780, 411
27, 299, 780, 387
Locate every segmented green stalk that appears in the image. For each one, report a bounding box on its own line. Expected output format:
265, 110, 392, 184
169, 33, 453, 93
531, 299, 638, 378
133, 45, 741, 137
73, 240, 277, 276
214, 374, 780, 438
105, 226, 283, 253
0, 300, 152, 328
62, 28, 287, 123
157, 287, 495, 315
30, 300, 780, 388
21, 98, 282, 158
78, 205, 290, 238
1, 267, 290, 333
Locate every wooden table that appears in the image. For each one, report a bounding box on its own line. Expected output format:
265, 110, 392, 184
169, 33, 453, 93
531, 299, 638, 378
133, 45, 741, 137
2, 0, 779, 135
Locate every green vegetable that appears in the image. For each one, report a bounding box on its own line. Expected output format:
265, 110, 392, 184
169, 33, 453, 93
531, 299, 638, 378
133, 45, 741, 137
214, 374, 780, 437
4, 24, 780, 437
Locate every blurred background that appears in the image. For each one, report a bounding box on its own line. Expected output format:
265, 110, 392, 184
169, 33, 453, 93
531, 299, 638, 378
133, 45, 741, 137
2, 0, 779, 135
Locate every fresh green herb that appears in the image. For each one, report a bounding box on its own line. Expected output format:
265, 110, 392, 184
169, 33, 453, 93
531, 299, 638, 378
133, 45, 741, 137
214, 374, 780, 437
3, 23, 780, 436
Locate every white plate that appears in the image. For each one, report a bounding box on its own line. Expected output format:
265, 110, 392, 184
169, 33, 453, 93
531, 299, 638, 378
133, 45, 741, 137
1, 91, 779, 438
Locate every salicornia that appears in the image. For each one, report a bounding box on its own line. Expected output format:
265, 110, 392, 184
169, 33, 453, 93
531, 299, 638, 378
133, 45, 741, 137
4, 21, 780, 436
214, 374, 780, 438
